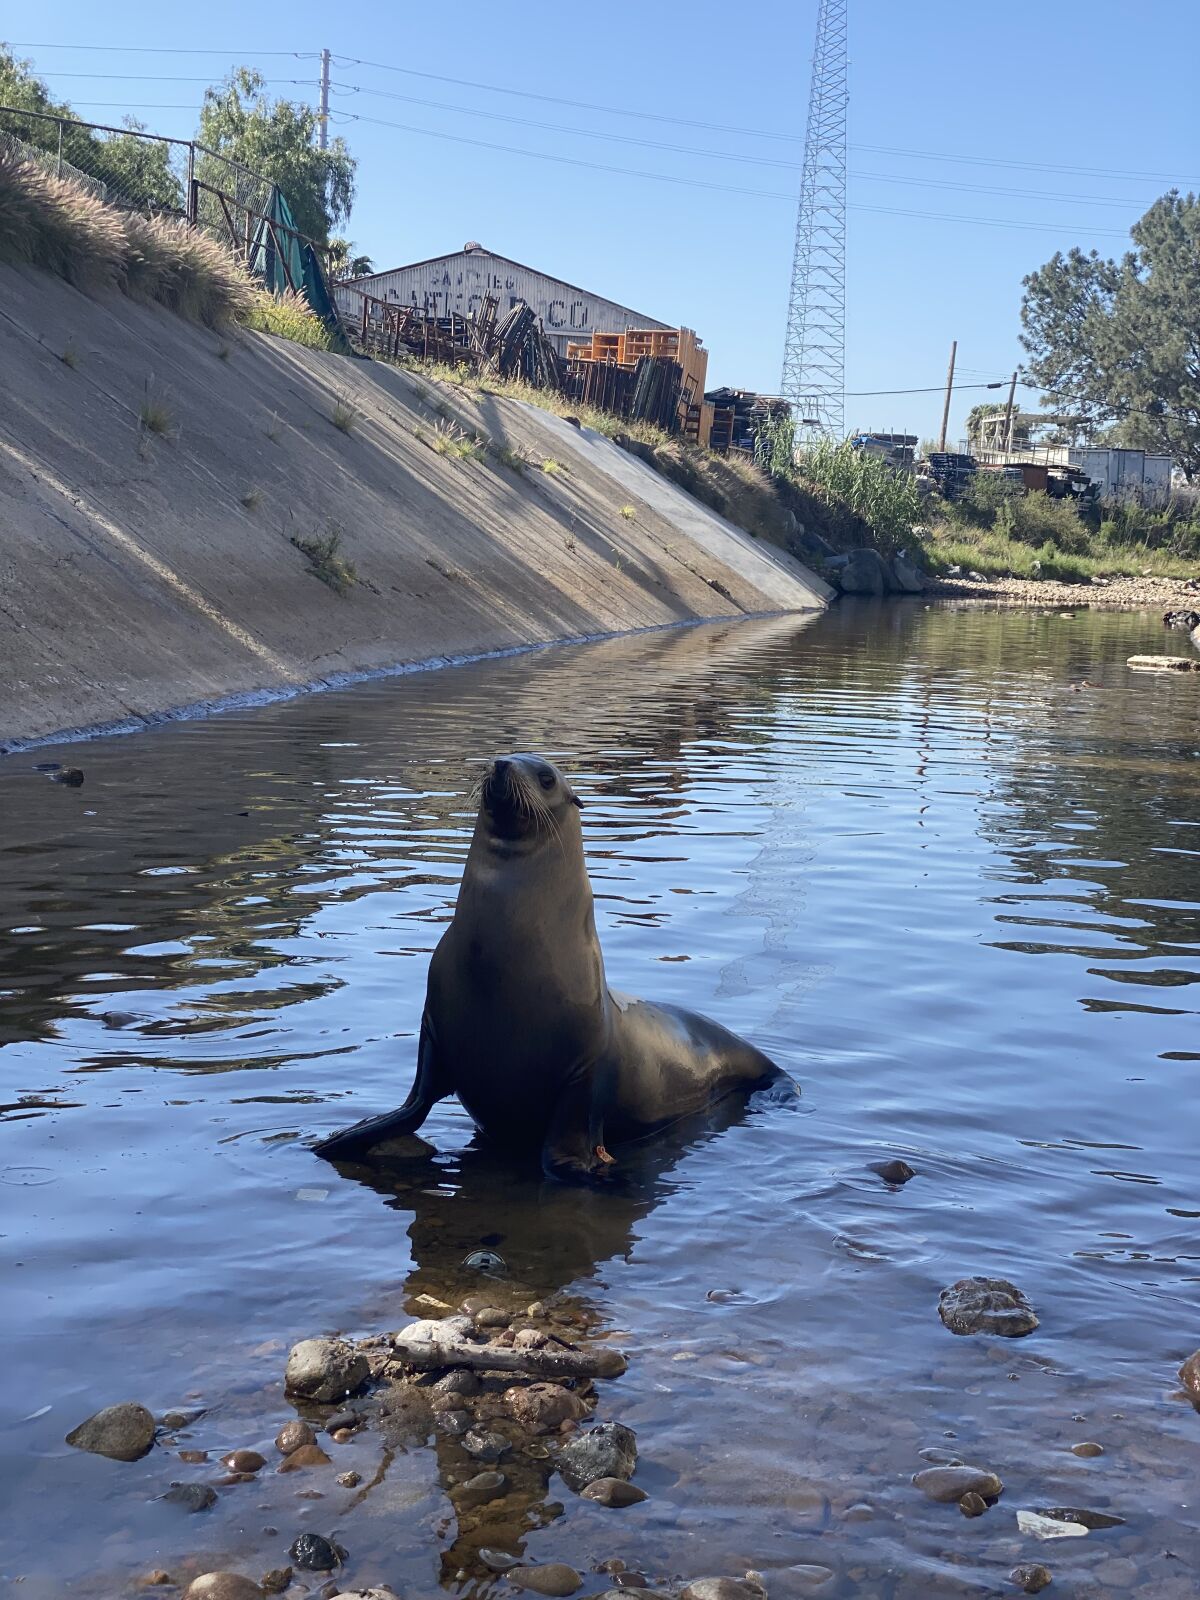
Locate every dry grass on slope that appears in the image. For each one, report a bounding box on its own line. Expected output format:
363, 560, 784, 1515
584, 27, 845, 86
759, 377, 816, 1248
0, 148, 298, 334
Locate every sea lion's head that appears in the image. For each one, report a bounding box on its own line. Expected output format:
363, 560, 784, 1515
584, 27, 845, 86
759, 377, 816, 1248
479, 754, 583, 845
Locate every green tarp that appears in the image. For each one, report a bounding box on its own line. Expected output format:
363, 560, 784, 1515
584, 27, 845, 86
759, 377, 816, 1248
248, 185, 351, 352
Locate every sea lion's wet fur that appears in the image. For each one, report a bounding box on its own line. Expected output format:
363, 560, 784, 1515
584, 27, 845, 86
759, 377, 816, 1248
315, 754, 788, 1182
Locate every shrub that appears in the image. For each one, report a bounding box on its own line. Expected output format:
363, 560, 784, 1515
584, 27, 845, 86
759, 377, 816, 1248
618, 504, 637, 520
123, 213, 255, 327
489, 440, 531, 474
429, 420, 484, 460
139, 387, 174, 437
994, 491, 1091, 553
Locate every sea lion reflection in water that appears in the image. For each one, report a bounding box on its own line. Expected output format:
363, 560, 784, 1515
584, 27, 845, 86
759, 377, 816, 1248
315, 754, 793, 1182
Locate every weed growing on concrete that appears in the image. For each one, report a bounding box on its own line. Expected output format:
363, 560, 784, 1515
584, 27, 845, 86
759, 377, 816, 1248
240, 488, 263, 511
331, 395, 359, 434
265, 412, 282, 444
216, 343, 232, 361
139, 387, 175, 438
489, 440, 531, 475
541, 458, 567, 475
564, 536, 577, 552
291, 526, 357, 595
431, 420, 484, 461
618, 504, 637, 521
59, 340, 78, 369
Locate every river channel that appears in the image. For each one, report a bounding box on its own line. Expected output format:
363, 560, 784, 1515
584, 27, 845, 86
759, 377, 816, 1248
1, 602, 1198, 1598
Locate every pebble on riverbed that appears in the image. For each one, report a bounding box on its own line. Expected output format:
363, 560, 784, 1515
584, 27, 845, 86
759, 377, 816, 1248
938, 1277, 1038, 1337
163, 1482, 218, 1512
1010, 1565, 1053, 1594
557, 1421, 638, 1491
65, 1401, 157, 1462
277, 1442, 332, 1472
183, 1577, 265, 1600
581, 1476, 649, 1507
288, 1532, 344, 1572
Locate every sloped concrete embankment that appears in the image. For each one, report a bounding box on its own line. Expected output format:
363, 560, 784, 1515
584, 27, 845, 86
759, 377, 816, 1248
0, 265, 830, 747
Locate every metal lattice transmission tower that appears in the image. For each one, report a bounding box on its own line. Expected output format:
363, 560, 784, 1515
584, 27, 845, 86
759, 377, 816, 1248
780, 0, 848, 442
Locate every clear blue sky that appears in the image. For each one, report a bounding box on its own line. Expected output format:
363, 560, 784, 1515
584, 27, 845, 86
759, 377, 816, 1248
7, 1, 1198, 442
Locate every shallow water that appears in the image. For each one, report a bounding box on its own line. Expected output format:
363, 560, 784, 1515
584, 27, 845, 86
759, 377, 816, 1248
2, 603, 1199, 1599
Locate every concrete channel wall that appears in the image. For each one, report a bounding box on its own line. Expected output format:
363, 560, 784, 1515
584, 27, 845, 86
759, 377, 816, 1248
0, 265, 830, 748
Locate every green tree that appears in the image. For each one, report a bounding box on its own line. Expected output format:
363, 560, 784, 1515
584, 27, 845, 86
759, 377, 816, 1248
1, 48, 182, 210
196, 69, 355, 247
1020, 193, 1200, 479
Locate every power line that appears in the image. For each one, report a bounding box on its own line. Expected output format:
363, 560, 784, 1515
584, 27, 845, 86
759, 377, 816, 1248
16, 42, 1199, 183
335, 110, 1132, 235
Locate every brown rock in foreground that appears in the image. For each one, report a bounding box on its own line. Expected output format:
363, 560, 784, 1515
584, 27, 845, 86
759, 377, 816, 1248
938, 1277, 1038, 1338
581, 1476, 649, 1507
65, 1402, 156, 1462
284, 1338, 369, 1403
1010, 1565, 1052, 1594
508, 1563, 584, 1596
913, 1465, 1003, 1503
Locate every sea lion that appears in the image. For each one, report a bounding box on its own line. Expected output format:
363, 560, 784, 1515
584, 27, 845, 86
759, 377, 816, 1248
314, 754, 789, 1183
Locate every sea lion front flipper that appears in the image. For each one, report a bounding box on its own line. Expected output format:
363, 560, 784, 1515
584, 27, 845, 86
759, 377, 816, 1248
540, 1072, 609, 1186
313, 1013, 449, 1160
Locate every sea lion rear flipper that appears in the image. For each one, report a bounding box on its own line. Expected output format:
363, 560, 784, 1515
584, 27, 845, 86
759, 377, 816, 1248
314, 1014, 448, 1160
541, 1072, 610, 1186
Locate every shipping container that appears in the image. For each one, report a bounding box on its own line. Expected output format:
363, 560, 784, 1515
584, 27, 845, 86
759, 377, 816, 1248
1067, 447, 1173, 503
335, 243, 670, 359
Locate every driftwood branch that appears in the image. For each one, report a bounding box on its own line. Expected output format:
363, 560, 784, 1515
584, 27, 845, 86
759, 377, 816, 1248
390, 1336, 626, 1381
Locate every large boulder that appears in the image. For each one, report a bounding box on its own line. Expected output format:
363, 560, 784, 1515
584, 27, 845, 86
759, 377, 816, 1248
838, 547, 897, 596
183, 1578, 264, 1600
65, 1401, 156, 1462
284, 1338, 369, 1403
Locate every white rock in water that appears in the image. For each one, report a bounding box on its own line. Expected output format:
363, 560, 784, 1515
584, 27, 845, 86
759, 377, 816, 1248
394, 1316, 473, 1346
1016, 1509, 1089, 1540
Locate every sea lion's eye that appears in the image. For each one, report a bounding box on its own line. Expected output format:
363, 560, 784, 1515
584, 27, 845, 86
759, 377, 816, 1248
538, 771, 555, 790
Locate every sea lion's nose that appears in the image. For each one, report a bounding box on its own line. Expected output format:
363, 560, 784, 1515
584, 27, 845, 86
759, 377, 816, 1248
493, 757, 511, 776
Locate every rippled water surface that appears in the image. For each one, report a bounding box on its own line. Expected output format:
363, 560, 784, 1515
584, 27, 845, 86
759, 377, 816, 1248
2, 604, 1199, 1598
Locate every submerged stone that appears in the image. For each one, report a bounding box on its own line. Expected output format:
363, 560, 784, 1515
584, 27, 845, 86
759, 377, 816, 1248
65, 1401, 156, 1462
938, 1277, 1038, 1337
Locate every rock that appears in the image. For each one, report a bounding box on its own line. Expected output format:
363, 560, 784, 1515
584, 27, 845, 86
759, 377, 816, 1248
288, 1533, 342, 1572
581, 1477, 648, 1507
508, 1565, 583, 1596
164, 1483, 218, 1512
222, 1449, 266, 1473
456, 1469, 507, 1508
1033, 1507, 1124, 1530
913, 1466, 1003, 1503
1070, 1442, 1104, 1457
276, 1420, 316, 1455
838, 547, 897, 597
1178, 1349, 1200, 1400
336, 1470, 361, 1487
1163, 609, 1200, 629
277, 1442, 332, 1472
141, 1572, 174, 1587
1010, 1567, 1052, 1595
325, 1408, 363, 1434
462, 1427, 510, 1461
790, 1570, 833, 1591
435, 1408, 472, 1436
938, 1277, 1038, 1337
869, 1158, 915, 1185
432, 1370, 481, 1398
183, 1578, 264, 1600
891, 552, 927, 594
179, 1449, 209, 1463
1015, 1510, 1088, 1541
50, 767, 85, 786
681, 1580, 766, 1600
65, 1402, 156, 1462
479, 1549, 519, 1571
473, 1306, 510, 1330
284, 1339, 369, 1403
557, 1421, 637, 1491
504, 1382, 589, 1434
959, 1492, 988, 1517
260, 1572, 292, 1595
161, 1408, 204, 1429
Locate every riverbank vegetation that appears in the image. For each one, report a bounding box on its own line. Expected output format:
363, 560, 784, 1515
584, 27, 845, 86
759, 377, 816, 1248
920, 472, 1200, 581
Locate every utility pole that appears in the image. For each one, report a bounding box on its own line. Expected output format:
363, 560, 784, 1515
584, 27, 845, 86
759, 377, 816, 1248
937, 339, 957, 453
318, 48, 331, 151
1002, 369, 1018, 453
